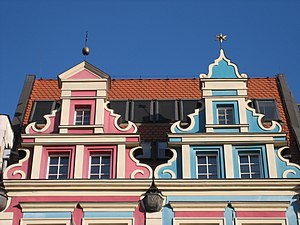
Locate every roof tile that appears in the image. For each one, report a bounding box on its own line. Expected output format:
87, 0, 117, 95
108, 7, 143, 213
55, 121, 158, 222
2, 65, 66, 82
20, 77, 299, 162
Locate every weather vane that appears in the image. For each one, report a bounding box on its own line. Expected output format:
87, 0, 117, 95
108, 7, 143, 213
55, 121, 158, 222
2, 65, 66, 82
82, 31, 90, 60
216, 33, 227, 49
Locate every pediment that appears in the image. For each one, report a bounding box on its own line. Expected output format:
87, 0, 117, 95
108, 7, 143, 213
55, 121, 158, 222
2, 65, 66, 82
58, 61, 110, 86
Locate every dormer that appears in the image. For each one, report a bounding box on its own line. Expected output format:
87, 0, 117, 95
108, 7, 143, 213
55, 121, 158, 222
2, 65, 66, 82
58, 61, 111, 134
200, 49, 249, 133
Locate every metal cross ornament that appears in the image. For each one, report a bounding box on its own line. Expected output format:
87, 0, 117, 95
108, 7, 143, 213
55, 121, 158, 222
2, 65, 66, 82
216, 33, 227, 49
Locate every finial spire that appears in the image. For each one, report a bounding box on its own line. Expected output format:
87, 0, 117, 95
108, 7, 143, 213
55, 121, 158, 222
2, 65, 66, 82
216, 33, 227, 49
82, 31, 90, 60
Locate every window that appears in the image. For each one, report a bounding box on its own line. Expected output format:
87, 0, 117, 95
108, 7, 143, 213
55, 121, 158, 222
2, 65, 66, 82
75, 106, 91, 125
181, 100, 202, 122
157, 100, 176, 122
157, 142, 169, 158
109, 101, 128, 122
89, 155, 111, 179
197, 154, 218, 179
239, 153, 261, 178
29, 100, 58, 124
133, 100, 152, 123
108, 99, 201, 123
217, 104, 234, 124
47, 155, 70, 179
254, 99, 280, 121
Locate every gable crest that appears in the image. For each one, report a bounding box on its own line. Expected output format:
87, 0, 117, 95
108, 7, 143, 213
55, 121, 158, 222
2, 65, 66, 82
200, 49, 248, 79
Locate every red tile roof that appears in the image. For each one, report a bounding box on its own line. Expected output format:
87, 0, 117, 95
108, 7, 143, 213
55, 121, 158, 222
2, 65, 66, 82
23, 79, 61, 126
108, 78, 201, 100
21, 77, 299, 162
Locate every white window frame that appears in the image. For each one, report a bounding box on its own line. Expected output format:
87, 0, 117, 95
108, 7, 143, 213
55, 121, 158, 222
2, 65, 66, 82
89, 154, 111, 179
217, 105, 235, 125
238, 153, 262, 179
47, 154, 70, 179
196, 153, 219, 179
236, 218, 286, 225
173, 218, 224, 225
74, 107, 91, 125
82, 218, 133, 225
21, 218, 71, 225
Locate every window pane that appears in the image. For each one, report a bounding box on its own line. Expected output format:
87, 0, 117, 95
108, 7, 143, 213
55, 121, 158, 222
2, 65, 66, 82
29, 101, 56, 124
217, 105, 234, 125
239, 153, 261, 179
59, 174, 68, 179
182, 100, 201, 122
50, 157, 59, 164
91, 156, 100, 164
251, 164, 260, 173
48, 155, 69, 179
241, 173, 250, 178
75, 107, 91, 125
256, 100, 280, 121
157, 100, 176, 122
197, 154, 218, 179
89, 155, 111, 179
208, 165, 217, 174
91, 166, 100, 174
60, 157, 69, 165
101, 166, 110, 174
239, 155, 248, 163
60, 165, 68, 174
101, 174, 110, 179
90, 175, 99, 179
210, 174, 218, 179
109, 101, 128, 123
133, 101, 151, 123
49, 166, 58, 175
198, 166, 207, 173
102, 156, 110, 165
48, 175, 57, 179
198, 156, 206, 164
252, 173, 261, 178
208, 156, 217, 164
240, 165, 249, 173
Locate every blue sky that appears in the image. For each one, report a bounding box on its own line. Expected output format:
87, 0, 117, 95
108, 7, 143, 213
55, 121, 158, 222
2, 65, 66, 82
1, 0, 300, 119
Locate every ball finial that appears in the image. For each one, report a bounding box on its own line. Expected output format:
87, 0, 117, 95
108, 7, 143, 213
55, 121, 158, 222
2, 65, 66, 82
82, 46, 90, 56
82, 31, 90, 59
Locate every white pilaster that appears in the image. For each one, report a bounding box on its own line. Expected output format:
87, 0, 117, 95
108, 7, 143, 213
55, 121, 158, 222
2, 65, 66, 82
145, 211, 162, 225
182, 144, 191, 178
266, 144, 277, 178
31, 145, 43, 179
59, 99, 71, 132
95, 98, 104, 134
117, 144, 126, 178
224, 144, 234, 178
74, 145, 84, 178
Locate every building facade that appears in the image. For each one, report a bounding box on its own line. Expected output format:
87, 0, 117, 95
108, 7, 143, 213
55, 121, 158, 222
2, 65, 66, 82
1, 48, 300, 225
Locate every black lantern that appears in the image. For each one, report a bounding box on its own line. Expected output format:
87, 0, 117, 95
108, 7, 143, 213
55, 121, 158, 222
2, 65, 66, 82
141, 180, 164, 213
